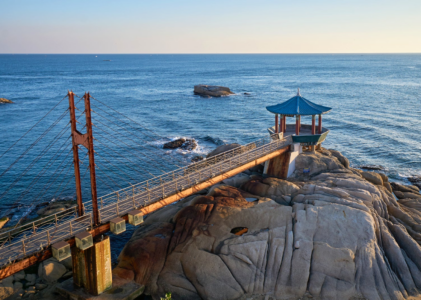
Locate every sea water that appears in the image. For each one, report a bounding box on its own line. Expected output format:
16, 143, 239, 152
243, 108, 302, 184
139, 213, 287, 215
1, 54, 421, 227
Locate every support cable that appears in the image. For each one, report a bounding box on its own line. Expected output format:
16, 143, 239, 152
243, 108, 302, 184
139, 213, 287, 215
0, 121, 71, 202
13, 147, 73, 207
0, 110, 69, 180
0, 95, 68, 160
90, 103, 186, 165
94, 160, 132, 187
94, 132, 168, 177
91, 109, 184, 167
94, 151, 139, 183
94, 145, 149, 181
96, 167, 123, 191
93, 125, 175, 173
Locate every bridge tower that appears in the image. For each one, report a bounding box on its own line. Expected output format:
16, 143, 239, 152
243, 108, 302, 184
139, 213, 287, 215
65, 92, 112, 296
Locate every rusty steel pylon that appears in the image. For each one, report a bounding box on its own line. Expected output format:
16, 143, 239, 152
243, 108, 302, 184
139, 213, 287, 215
68, 91, 99, 225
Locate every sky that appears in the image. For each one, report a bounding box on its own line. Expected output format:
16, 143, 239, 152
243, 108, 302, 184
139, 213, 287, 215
0, 0, 420, 54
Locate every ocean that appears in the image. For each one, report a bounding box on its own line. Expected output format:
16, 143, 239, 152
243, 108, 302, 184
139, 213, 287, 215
1, 54, 421, 251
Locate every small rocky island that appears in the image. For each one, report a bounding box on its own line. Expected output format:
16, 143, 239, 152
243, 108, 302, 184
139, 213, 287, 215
194, 85, 234, 97
0, 98, 13, 104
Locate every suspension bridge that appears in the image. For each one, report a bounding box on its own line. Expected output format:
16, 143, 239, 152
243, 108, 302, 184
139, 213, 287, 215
0, 92, 293, 286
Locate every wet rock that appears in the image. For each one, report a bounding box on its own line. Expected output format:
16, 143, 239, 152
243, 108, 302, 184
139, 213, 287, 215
163, 138, 186, 149
0, 98, 13, 104
360, 165, 384, 170
361, 171, 383, 186
206, 143, 241, 159
180, 139, 197, 151
194, 85, 234, 97
38, 258, 67, 283
191, 155, 204, 163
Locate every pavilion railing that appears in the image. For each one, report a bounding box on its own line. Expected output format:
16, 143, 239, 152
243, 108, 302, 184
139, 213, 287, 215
0, 133, 292, 268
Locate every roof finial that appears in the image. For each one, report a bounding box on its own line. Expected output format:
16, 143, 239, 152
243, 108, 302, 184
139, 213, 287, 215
297, 88, 301, 96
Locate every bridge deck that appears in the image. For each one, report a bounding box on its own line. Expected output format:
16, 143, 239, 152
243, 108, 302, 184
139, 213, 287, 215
0, 134, 292, 279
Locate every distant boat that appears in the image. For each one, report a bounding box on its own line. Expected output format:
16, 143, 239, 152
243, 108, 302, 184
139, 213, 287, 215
95, 56, 97, 57
103, 60, 111, 61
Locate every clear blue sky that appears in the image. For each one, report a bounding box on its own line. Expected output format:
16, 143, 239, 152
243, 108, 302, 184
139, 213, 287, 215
1, 0, 420, 53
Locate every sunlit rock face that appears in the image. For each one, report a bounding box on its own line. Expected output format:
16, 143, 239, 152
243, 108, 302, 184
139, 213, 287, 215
113, 150, 421, 300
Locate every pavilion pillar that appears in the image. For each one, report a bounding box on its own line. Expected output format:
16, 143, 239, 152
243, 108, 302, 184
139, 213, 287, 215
318, 114, 322, 134
295, 115, 300, 135
275, 114, 279, 133
298, 116, 301, 129
312, 115, 316, 135
283, 115, 286, 132
280, 115, 283, 133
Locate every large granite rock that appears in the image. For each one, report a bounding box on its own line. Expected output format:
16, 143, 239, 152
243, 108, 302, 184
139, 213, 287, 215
112, 151, 421, 300
194, 85, 234, 97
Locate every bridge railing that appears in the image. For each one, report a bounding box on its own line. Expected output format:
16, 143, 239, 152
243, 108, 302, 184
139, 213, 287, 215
0, 133, 292, 268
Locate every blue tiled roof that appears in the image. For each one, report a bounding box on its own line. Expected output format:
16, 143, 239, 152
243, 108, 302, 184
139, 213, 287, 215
266, 92, 332, 116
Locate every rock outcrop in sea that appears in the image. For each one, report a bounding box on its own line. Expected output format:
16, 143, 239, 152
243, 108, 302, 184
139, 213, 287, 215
111, 148, 421, 300
194, 85, 235, 97
0, 98, 13, 104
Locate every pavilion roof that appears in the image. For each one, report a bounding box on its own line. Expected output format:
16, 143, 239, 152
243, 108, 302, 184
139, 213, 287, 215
266, 89, 332, 116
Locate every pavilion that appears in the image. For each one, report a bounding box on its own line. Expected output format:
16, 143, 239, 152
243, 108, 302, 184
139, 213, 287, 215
266, 89, 332, 148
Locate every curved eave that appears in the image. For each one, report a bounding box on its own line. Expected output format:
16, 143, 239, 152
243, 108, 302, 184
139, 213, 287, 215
266, 106, 332, 117
266, 95, 332, 116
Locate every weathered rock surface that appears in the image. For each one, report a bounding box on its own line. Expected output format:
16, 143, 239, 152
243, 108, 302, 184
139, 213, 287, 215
0, 98, 13, 104
194, 85, 234, 97
110, 150, 421, 300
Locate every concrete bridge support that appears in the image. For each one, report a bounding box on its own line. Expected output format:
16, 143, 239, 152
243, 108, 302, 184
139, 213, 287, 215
72, 236, 112, 296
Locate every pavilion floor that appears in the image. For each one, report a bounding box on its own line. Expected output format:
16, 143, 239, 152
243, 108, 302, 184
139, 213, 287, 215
268, 124, 329, 137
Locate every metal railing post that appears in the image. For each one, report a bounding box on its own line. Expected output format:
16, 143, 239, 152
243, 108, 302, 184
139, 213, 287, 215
22, 241, 26, 256
132, 185, 136, 208
69, 221, 73, 235
47, 230, 50, 246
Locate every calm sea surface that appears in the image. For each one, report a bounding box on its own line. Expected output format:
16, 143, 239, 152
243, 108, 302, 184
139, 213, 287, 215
1, 54, 421, 246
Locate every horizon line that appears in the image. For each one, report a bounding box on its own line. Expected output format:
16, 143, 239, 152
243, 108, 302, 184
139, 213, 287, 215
1, 52, 421, 55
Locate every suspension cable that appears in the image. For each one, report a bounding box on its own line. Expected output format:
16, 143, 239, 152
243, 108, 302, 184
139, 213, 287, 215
0, 95, 68, 160
94, 138, 158, 178
93, 126, 175, 173
90, 104, 186, 165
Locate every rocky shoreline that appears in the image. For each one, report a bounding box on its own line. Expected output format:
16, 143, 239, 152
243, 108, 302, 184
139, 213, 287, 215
2, 147, 421, 300
111, 147, 421, 300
